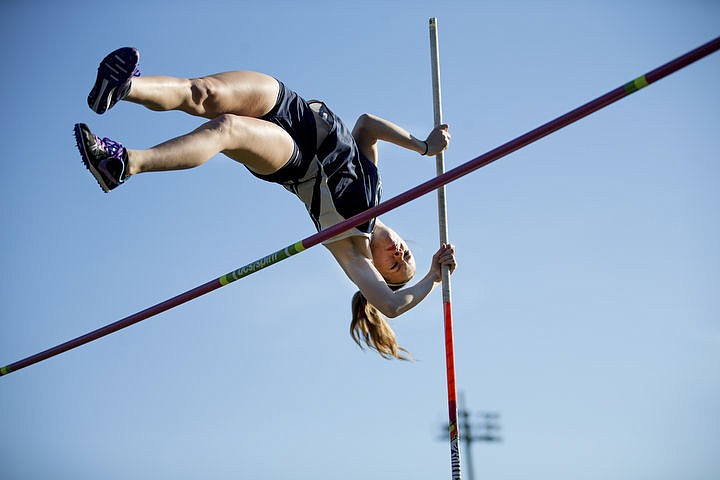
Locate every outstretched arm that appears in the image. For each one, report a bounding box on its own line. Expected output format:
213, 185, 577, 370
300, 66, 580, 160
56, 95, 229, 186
352, 113, 450, 164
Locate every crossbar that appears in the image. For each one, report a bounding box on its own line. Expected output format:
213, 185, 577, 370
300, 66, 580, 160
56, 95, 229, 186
2, 35, 718, 378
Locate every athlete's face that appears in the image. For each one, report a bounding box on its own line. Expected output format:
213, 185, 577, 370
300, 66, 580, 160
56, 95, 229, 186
370, 223, 416, 286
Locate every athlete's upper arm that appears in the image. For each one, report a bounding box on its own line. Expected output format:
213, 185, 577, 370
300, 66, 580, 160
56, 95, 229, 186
352, 114, 379, 165
327, 241, 399, 316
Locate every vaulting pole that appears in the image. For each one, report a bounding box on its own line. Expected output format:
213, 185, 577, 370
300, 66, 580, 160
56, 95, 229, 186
429, 17, 462, 480
2, 36, 717, 378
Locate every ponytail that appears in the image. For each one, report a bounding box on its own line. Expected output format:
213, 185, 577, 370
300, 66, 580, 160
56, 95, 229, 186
350, 291, 412, 361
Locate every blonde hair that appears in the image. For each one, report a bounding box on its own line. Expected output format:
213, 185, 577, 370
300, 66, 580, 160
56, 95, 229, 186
350, 290, 412, 361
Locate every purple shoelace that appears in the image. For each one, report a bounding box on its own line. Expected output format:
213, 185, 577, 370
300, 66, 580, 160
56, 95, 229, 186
98, 136, 124, 160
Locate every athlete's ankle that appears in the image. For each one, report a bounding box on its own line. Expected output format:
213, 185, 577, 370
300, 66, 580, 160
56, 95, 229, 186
125, 149, 140, 176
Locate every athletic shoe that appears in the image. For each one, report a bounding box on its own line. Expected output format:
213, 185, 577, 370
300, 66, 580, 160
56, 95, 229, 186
87, 47, 140, 114
73, 123, 129, 192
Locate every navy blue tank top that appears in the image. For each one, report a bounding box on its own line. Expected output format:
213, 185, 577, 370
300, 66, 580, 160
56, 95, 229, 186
250, 82, 382, 242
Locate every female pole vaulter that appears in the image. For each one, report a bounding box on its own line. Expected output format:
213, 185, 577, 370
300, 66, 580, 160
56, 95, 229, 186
75, 48, 457, 360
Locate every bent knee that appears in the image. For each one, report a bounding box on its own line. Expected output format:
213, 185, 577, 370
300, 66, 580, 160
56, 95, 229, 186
189, 77, 225, 116
205, 113, 265, 151
206, 113, 244, 135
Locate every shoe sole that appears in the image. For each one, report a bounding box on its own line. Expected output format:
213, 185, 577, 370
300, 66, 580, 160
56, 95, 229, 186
74, 123, 111, 193
88, 47, 139, 114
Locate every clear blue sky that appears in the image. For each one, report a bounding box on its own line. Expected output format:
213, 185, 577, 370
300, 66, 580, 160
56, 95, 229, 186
1, 1, 718, 479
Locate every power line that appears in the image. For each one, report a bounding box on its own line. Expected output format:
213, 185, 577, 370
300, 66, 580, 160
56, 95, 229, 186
438, 392, 501, 480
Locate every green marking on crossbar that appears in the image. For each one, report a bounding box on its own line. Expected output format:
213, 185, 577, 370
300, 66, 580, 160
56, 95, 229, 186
218, 241, 305, 286
0, 366, 11, 376
624, 75, 649, 94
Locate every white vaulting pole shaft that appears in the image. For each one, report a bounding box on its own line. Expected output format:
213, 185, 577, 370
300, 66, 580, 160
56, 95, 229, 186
429, 17, 462, 480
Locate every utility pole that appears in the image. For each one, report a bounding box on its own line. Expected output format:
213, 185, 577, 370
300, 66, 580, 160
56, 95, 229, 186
438, 392, 501, 480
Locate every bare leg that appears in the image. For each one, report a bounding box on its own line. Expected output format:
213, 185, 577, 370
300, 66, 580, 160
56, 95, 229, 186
125, 70, 280, 119
122, 71, 293, 176
126, 113, 295, 176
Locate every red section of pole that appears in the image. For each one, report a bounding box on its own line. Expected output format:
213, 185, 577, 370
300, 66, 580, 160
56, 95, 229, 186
444, 301, 458, 428
445, 300, 459, 477
2, 36, 717, 378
